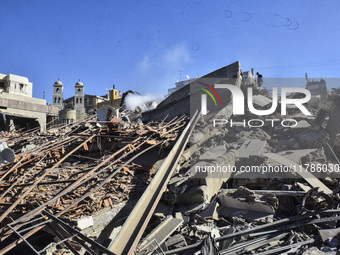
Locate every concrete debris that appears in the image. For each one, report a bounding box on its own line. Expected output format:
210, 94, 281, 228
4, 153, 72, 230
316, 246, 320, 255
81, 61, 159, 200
238, 138, 267, 159
318, 227, 340, 243
137, 215, 183, 254
291, 120, 311, 132
165, 234, 187, 250
217, 191, 275, 221
2, 61, 340, 255
76, 215, 94, 230
197, 202, 219, 221
250, 94, 274, 109
0, 107, 187, 254
299, 129, 329, 148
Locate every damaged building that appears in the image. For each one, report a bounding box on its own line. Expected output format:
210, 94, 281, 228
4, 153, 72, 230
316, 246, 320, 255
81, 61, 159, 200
2, 62, 340, 255
305, 73, 328, 109
0, 73, 59, 131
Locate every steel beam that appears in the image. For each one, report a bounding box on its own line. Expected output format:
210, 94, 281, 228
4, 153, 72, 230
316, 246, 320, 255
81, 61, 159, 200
109, 111, 199, 255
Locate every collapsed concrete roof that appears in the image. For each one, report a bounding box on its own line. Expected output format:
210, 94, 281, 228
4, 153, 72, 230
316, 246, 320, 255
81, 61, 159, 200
142, 61, 242, 123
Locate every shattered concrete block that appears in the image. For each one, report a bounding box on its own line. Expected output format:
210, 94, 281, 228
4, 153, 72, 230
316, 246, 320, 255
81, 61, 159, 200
175, 185, 209, 205
299, 129, 329, 148
250, 95, 274, 108
238, 139, 266, 159
190, 131, 206, 144
197, 202, 219, 221
217, 194, 274, 221
176, 149, 238, 204
291, 120, 311, 132
318, 227, 340, 243
21, 144, 36, 154
199, 144, 227, 161
138, 216, 183, 253
154, 202, 173, 219
76, 215, 93, 230
165, 234, 187, 250
232, 186, 256, 203
302, 246, 337, 255
211, 227, 220, 239
276, 149, 317, 164
194, 224, 213, 233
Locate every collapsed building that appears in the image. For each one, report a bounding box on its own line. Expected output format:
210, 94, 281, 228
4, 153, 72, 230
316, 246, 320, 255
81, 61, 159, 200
1, 62, 340, 255
305, 73, 328, 108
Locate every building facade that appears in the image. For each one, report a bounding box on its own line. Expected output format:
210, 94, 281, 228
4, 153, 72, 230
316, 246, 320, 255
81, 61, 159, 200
0, 73, 59, 131
53, 80, 112, 124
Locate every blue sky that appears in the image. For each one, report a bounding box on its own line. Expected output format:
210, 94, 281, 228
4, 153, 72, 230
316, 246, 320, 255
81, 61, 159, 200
1, 0, 340, 103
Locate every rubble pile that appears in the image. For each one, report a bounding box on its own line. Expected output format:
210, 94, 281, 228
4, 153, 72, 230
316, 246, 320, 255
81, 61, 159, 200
134, 105, 340, 254
131, 66, 340, 254
0, 113, 187, 254
1, 62, 340, 255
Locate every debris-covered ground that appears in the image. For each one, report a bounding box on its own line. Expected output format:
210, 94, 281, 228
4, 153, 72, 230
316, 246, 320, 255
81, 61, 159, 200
0, 113, 187, 254
2, 62, 340, 255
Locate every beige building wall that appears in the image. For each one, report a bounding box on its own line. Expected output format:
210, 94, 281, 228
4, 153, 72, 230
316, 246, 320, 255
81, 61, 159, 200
0, 73, 33, 97
59, 109, 86, 124
0, 74, 59, 130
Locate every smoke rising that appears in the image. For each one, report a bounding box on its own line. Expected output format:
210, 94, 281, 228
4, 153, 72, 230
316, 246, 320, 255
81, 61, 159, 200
124, 93, 164, 112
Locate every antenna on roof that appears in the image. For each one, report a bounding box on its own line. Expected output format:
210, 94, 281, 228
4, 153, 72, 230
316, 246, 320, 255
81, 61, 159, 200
305, 73, 309, 82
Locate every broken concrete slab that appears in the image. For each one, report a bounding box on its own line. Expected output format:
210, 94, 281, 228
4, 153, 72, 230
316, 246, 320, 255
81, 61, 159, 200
319, 227, 340, 243
275, 149, 317, 164
217, 194, 274, 221
176, 149, 238, 204
238, 139, 266, 159
299, 129, 328, 148
154, 202, 174, 219
262, 153, 332, 194
250, 94, 274, 108
75, 201, 126, 237
197, 202, 219, 221
76, 215, 94, 230
291, 120, 311, 132
199, 144, 227, 161
137, 215, 183, 253
165, 234, 187, 250
21, 144, 36, 154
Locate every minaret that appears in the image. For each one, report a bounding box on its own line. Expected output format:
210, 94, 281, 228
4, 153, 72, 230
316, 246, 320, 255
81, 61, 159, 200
74, 80, 85, 112
53, 80, 63, 110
